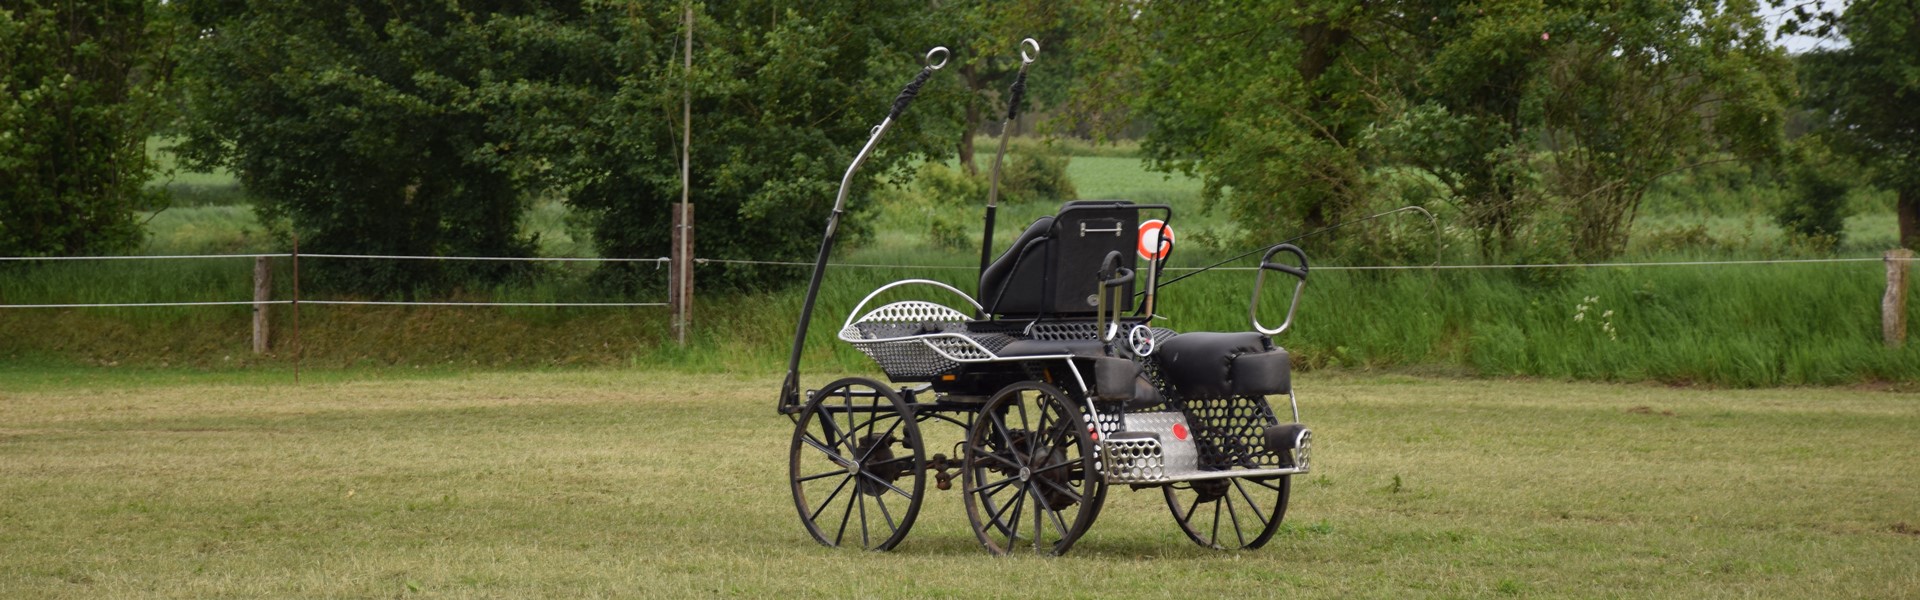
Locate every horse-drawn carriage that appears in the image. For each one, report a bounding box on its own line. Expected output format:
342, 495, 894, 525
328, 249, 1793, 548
777, 43, 1314, 556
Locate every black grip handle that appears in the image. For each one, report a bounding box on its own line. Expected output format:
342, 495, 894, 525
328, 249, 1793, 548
1260, 244, 1310, 280
1005, 70, 1028, 120
1100, 251, 1135, 287
887, 67, 935, 121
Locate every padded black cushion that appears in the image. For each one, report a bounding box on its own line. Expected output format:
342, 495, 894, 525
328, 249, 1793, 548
978, 216, 1054, 315
1155, 332, 1277, 398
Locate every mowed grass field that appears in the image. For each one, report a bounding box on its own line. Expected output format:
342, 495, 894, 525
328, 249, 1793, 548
3, 369, 1916, 598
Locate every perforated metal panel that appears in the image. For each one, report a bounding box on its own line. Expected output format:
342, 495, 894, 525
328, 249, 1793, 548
1174, 395, 1290, 470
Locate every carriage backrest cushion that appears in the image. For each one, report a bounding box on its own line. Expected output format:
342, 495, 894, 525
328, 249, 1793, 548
978, 216, 1054, 315
978, 201, 1139, 317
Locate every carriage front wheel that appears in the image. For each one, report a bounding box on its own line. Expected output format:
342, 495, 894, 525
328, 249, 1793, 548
1164, 475, 1291, 549
788, 377, 926, 551
961, 381, 1105, 556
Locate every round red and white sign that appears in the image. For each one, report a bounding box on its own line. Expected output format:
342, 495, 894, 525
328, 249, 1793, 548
1137, 220, 1174, 260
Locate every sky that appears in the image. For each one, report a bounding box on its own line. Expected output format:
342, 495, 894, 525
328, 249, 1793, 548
1765, 0, 1850, 54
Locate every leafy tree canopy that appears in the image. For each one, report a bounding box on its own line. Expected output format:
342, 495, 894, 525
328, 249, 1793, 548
1795, 0, 1920, 248
0, 0, 166, 257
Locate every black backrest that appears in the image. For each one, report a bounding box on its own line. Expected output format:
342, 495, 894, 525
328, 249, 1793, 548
978, 201, 1139, 317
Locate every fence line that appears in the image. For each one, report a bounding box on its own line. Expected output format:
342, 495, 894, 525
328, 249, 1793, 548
0, 252, 1907, 311
2, 252, 1905, 269
0, 300, 292, 309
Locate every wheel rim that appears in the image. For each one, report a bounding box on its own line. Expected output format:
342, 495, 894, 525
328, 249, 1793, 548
1164, 475, 1290, 550
961, 381, 1104, 556
789, 377, 925, 550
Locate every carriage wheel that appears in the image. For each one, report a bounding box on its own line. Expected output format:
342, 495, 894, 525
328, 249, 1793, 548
789, 377, 926, 551
1164, 475, 1291, 550
961, 381, 1105, 556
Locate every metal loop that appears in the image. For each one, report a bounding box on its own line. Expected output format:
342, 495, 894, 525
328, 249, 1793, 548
924, 46, 950, 70
1128, 324, 1156, 357
1019, 38, 1040, 64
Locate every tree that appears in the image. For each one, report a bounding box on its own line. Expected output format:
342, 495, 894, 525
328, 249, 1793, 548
1535, 0, 1790, 259
480, 1, 960, 291
1090, 0, 1385, 246
1795, 0, 1920, 248
1071, 0, 1789, 261
174, 0, 544, 294
0, 0, 166, 257
936, 1, 1069, 176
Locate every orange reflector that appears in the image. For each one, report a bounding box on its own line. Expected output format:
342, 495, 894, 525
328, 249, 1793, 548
940, 374, 956, 381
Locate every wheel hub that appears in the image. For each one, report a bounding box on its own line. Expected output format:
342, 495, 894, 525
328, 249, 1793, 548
851, 433, 905, 497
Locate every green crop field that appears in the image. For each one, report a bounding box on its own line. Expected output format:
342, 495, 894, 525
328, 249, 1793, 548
3, 369, 1915, 597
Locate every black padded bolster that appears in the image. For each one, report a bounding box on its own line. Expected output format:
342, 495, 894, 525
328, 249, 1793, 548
1156, 331, 1276, 398
1231, 348, 1291, 396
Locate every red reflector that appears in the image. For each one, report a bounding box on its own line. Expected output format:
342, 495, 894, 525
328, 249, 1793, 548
1172, 423, 1188, 440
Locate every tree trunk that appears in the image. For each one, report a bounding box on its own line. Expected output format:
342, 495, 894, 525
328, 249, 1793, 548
1295, 21, 1351, 232
1900, 186, 1919, 250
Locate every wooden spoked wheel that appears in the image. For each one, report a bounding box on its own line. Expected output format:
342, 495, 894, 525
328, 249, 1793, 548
788, 377, 926, 551
1164, 475, 1290, 549
961, 381, 1105, 556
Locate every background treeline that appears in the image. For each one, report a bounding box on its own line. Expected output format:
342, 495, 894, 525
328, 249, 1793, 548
3, 0, 1919, 384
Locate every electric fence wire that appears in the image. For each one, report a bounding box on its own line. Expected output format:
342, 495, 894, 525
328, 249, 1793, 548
0, 253, 1908, 309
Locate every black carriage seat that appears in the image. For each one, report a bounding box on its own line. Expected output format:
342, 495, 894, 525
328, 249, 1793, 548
978, 201, 1140, 318
1155, 332, 1293, 398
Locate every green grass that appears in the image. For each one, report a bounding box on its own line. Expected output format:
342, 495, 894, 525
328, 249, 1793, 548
1, 369, 1914, 597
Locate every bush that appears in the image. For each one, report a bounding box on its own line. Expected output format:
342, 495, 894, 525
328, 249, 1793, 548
1773, 139, 1854, 252
999, 145, 1077, 204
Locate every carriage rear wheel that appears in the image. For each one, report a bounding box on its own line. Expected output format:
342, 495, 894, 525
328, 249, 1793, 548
1164, 475, 1290, 550
961, 381, 1105, 556
789, 377, 926, 551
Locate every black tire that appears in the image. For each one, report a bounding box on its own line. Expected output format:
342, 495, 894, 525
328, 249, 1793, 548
961, 381, 1106, 556
1164, 475, 1290, 550
789, 377, 925, 551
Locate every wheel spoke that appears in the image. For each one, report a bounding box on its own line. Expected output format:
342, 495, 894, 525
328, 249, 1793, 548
970, 474, 1020, 495
985, 480, 1023, 527
1032, 473, 1084, 505
798, 435, 852, 465
796, 469, 845, 484
1003, 485, 1027, 548
810, 474, 854, 521
852, 416, 904, 462
834, 479, 857, 546
966, 442, 1024, 471
1248, 477, 1286, 493
1232, 479, 1270, 525
874, 492, 898, 536
989, 411, 1023, 463
859, 470, 914, 500
856, 480, 871, 548
1045, 502, 1072, 542
1181, 492, 1203, 527
1223, 485, 1246, 548
1209, 496, 1222, 546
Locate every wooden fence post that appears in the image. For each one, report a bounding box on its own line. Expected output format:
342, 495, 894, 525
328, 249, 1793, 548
670, 202, 694, 345
1886, 248, 1912, 348
253, 256, 272, 354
